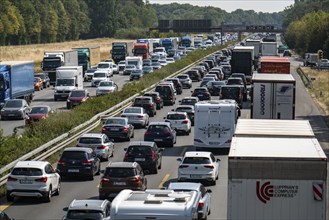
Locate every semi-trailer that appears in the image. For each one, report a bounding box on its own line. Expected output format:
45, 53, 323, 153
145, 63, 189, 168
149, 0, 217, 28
72, 46, 100, 73
259, 56, 290, 74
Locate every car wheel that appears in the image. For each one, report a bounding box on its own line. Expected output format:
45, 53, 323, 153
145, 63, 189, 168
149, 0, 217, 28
153, 165, 158, 174
88, 174, 94, 180
96, 165, 101, 175
6, 192, 14, 202
44, 186, 52, 202
131, 131, 134, 138
211, 180, 216, 186
185, 130, 189, 136
158, 158, 162, 169
54, 180, 61, 196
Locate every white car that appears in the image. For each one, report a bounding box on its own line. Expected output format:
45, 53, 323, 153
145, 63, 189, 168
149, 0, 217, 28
166, 57, 175, 64
177, 151, 220, 185
76, 133, 114, 160
159, 59, 168, 66
153, 47, 167, 57
6, 161, 61, 202
97, 62, 113, 77
96, 80, 118, 96
112, 64, 119, 74
91, 71, 108, 87
164, 112, 191, 135
121, 107, 149, 128
118, 60, 126, 72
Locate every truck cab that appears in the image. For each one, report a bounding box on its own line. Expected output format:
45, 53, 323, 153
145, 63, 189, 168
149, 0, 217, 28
111, 43, 128, 64
132, 43, 150, 59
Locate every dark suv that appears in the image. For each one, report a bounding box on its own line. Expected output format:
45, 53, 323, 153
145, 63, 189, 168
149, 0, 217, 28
143, 92, 163, 110
226, 77, 247, 101
132, 96, 156, 117
155, 84, 176, 105
220, 85, 243, 108
123, 141, 163, 174
98, 162, 147, 199
57, 147, 101, 180
191, 87, 211, 101
186, 70, 201, 82
165, 78, 183, 95
144, 122, 176, 148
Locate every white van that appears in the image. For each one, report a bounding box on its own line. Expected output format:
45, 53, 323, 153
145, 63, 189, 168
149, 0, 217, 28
125, 56, 142, 70
110, 189, 200, 220
194, 100, 240, 149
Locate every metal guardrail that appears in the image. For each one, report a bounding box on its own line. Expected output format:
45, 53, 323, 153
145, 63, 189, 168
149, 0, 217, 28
297, 67, 312, 88
0, 53, 212, 187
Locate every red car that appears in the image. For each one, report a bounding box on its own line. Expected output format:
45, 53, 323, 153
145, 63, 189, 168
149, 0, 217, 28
66, 89, 90, 109
25, 105, 53, 125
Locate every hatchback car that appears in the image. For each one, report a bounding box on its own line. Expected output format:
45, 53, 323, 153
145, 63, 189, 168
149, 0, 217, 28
143, 92, 164, 110
123, 65, 136, 75
121, 107, 149, 128
35, 73, 50, 88
91, 71, 108, 87
167, 182, 212, 220
165, 78, 183, 95
130, 69, 144, 81
144, 122, 176, 148
34, 77, 43, 91
77, 133, 114, 160
1, 99, 30, 120
57, 147, 101, 180
102, 117, 134, 141
123, 141, 163, 174
177, 151, 220, 185
66, 89, 90, 109
96, 80, 118, 96
176, 74, 192, 89
98, 162, 147, 199
164, 112, 191, 135
187, 69, 202, 82
6, 161, 61, 202
227, 77, 247, 101
25, 105, 53, 125
192, 87, 211, 101
173, 105, 195, 126
206, 81, 226, 96
132, 96, 157, 117
179, 97, 199, 106
63, 199, 111, 220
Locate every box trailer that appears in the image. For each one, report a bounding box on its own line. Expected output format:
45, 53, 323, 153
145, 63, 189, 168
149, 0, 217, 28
260, 56, 290, 74
245, 39, 261, 58
228, 136, 327, 220
261, 41, 278, 56
234, 119, 315, 138
230, 46, 254, 84
251, 73, 295, 119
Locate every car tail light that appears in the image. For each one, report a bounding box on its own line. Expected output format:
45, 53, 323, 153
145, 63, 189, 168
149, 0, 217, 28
97, 145, 106, 149
101, 178, 110, 183
182, 120, 188, 124
156, 97, 160, 101
179, 165, 189, 168
82, 160, 93, 165
101, 127, 106, 131
137, 115, 144, 118
123, 127, 129, 131
124, 152, 129, 161
7, 176, 17, 182
145, 132, 152, 135
148, 103, 154, 107
192, 93, 195, 96
164, 132, 171, 135
132, 177, 141, 183
58, 160, 66, 165
198, 202, 205, 208
205, 93, 210, 97
35, 177, 48, 182
152, 151, 156, 161
204, 165, 214, 169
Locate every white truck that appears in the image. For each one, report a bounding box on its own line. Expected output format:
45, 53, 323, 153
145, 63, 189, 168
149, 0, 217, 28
54, 66, 83, 101
227, 124, 327, 220
246, 39, 261, 58
304, 53, 318, 67
194, 100, 240, 149
110, 189, 200, 220
125, 56, 142, 70
251, 73, 296, 119
261, 41, 278, 56
194, 37, 203, 48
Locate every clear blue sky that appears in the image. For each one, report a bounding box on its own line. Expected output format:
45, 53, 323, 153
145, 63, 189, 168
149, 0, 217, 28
148, 0, 295, 13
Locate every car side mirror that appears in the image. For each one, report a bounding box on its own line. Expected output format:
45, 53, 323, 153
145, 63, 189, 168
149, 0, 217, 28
124, 148, 127, 151
63, 207, 68, 212
177, 158, 182, 162
216, 158, 221, 162
207, 189, 212, 193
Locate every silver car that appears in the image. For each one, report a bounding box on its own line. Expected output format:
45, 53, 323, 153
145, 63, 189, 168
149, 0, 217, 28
121, 107, 149, 128
167, 182, 212, 220
176, 74, 192, 89
1, 99, 30, 120
76, 133, 114, 161
96, 81, 118, 96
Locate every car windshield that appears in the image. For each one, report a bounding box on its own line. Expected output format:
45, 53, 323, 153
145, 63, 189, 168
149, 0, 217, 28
177, 75, 188, 79
227, 79, 243, 85
143, 66, 153, 71
97, 63, 109, 68
12, 168, 42, 176
79, 137, 102, 144
127, 146, 152, 156
105, 118, 125, 125
221, 87, 240, 97
124, 108, 141, 114
56, 79, 74, 86
126, 65, 135, 69
30, 107, 48, 114
203, 77, 215, 81
4, 100, 23, 108
104, 168, 136, 178
176, 107, 192, 112
210, 81, 225, 86
134, 98, 150, 104
61, 151, 86, 160
70, 91, 86, 97
66, 210, 104, 220
167, 114, 186, 120
94, 73, 106, 77
181, 99, 196, 104
183, 157, 211, 164
99, 81, 113, 87
194, 89, 207, 93
86, 69, 96, 73
155, 86, 171, 94
152, 62, 161, 66
148, 125, 170, 132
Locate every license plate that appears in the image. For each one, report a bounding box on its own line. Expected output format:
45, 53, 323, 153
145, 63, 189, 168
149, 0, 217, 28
111, 128, 120, 131
68, 169, 79, 173
209, 142, 219, 145
135, 158, 145, 162
113, 182, 126, 186
8, 114, 15, 116
154, 139, 162, 141
61, 95, 67, 97
19, 180, 33, 184
190, 174, 201, 178
198, 94, 203, 97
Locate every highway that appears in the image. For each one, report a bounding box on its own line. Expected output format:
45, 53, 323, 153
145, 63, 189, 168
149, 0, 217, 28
1, 55, 329, 220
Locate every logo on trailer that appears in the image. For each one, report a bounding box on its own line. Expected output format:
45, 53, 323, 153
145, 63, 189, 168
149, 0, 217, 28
256, 181, 299, 204
256, 181, 273, 203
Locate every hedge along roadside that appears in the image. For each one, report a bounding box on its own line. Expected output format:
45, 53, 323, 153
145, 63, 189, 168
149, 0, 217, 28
0, 44, 228, 168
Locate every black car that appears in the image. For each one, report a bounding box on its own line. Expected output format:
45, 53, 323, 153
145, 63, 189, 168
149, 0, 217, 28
206, 81, 226, 96
124, 141, 163, 174
227, 77, 247, 101
191, 87, 211, 101
144, 122, 176, 148
186, 70, 201, 82
204, 59, 215, 69
165, 78, 183, 95
57, 147, 101, 180
220, 85, 243, 108
102, 117, 134, 141
200, 77, 216, 87
35, 73, 50, 88
198, 62, 210, 72
155, 84, 176, 105
132, 96, 157, 117
143, 92, 164, 110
